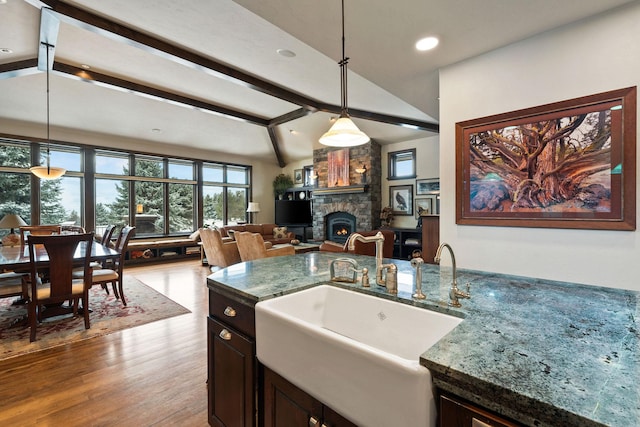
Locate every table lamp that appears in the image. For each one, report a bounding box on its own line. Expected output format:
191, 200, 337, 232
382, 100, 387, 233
0, 214, 27, 246
246, 202, 260, 224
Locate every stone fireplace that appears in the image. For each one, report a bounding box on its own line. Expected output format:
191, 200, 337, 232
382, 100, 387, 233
326, 212, 356, 243
312, 141, 382, 241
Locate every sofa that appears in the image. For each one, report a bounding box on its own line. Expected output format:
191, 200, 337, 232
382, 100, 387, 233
218, 223, 296, 245
319, 229, 396, 258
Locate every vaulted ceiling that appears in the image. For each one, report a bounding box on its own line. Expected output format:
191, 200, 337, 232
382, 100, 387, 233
0, 0, 634, 166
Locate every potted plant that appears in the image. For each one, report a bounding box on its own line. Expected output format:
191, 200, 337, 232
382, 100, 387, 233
273, 173, 294, 199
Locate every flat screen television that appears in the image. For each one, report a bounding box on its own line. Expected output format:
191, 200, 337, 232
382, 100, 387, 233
275, 200, 312, 225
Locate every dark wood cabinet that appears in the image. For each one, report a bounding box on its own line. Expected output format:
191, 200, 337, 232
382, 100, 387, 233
263, 366, 357, 427
440, 394, 522, 427
421, 215, 440, 264
208, 288, 257, 427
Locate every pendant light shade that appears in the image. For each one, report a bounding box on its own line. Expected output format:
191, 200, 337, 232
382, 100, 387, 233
319, 0, 370, 147
319, 116, 370, 147
30, 165, 66, 179
30, 41, 66, 180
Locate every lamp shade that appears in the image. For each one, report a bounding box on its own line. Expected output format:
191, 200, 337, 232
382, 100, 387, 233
29, 165, 66, 179
246, 202, 261, 213
319, 116, 370, 147
0, 214, 27, 229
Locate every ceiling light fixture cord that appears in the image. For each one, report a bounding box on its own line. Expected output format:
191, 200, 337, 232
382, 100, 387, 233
44, 41, 51, 175
339, 0, 349, 117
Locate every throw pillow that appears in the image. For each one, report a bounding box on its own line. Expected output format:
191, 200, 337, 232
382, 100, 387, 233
273, 226, 288, 239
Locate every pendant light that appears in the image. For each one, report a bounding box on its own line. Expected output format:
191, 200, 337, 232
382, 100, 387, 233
30, 42, 66, 180
319, 0, 370, 147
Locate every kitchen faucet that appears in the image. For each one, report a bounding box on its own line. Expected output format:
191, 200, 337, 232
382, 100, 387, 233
434, 242, 470, 307
347, 232, 397, 293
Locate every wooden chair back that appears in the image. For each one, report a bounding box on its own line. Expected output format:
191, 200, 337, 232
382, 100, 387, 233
27, 232, 94, 341
19, 225, 62, 246
61, 224, 86, 233
101, 224, 117, 246
113, 226, 135, 271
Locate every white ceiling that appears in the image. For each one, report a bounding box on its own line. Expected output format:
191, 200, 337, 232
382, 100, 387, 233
0, 0, 635, 166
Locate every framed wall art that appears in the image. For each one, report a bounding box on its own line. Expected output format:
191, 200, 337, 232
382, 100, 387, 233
415, 198, 432, 218
327, 148, 350, 187
416, 178, 440, 195
390, 185, 413, 216
456, 87, 636, 230
294, 169, 304, 185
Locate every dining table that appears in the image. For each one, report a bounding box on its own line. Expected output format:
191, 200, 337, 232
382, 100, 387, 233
0, 240, 121, 326
0, 240, 120, 273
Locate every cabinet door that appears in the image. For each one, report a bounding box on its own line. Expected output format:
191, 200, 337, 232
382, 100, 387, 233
322, 406, 358, 427
440, 394, 522, 427
263, 367, 357, 427
263, 366, 322, 427
208, 317, 256, 427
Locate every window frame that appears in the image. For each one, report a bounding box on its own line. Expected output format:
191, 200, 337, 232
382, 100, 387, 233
388, 149, 417, 180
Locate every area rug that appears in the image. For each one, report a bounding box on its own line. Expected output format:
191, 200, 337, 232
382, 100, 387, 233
0, 276, 191, 361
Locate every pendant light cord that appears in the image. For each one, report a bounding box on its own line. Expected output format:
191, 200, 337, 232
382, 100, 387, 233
43, 41, 52, 174
339, 0, 349, 117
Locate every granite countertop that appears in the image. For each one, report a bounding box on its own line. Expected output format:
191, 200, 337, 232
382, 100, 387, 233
207, 252, 640, 427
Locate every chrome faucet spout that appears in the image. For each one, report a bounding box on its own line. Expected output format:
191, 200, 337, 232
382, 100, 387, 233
434, 242, 457, 288
346, 232, 395, 291
435, 242, 470, 307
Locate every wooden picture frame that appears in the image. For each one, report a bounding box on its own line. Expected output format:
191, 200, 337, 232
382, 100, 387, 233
294, 169, 303, 185
390, 185, 413, 216
415, 198, 432, 218
416, 178, 440, 195
456, 87, 636, 230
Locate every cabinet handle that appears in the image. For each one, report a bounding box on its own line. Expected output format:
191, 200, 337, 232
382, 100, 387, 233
219, 329, 232, 341
309, 416, 319, 427
472, 418, 492, 427
223, 306, 237, 317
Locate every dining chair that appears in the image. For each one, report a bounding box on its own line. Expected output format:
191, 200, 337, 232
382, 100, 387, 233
235, 232, 295, 262
86, 225, 135, 307
61, 224, 86, 234
26, 232, 94, 342
19, 225, 62, 246
0, 272, 28, 302
100, 224, 117, 246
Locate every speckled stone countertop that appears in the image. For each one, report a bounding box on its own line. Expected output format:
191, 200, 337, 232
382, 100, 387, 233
207, 252, 640, 427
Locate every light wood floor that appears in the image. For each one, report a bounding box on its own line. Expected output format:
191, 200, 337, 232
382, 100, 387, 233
0, 260, 211, 427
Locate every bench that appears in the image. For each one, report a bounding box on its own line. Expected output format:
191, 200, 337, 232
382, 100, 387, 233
125, 237, 201, 264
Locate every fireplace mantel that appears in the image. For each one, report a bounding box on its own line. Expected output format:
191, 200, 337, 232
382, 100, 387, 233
312, 185, 368, 196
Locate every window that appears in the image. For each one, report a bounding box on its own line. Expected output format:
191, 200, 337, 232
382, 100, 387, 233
388, 149, 416, 180
0, 138, 251, 238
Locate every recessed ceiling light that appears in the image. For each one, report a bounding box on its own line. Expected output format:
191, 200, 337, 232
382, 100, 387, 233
277, 49, 296, 58
0, 1, 7, 5
0, 48, 13, 54
416, 36, 439, 51
81, 64, 91, 69
151, 128, 161, 133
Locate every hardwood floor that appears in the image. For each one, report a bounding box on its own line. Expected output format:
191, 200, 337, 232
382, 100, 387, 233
0, 260, 211, 427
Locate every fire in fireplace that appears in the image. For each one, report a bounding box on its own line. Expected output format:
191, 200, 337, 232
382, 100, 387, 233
326, 212, 356, 244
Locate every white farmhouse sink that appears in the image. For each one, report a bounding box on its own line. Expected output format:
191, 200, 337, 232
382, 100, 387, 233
255, 285, 463, 427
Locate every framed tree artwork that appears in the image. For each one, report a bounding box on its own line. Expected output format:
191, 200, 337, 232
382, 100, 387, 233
456, 86, 636, 230
390, 185, 413, 216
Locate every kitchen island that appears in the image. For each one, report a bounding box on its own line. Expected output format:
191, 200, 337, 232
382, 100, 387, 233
207, 252, 639, 427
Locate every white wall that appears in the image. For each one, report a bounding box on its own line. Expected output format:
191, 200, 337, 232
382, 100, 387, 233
381, 135, 440, 229
439, 3, 640, 290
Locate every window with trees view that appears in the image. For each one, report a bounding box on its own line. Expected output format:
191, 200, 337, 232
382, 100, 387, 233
0, 139, 251, 240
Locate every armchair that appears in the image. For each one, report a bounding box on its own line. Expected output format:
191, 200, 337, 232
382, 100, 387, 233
235, 232, 295, 262
200, 228, 241, 268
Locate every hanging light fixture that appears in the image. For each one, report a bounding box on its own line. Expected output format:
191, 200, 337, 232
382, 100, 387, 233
319, 0, 370, 147
30, 42, 66, 180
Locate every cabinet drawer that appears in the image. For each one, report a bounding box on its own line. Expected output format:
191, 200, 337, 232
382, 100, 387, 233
210, 290, 255, 337
440, 394, 522, 427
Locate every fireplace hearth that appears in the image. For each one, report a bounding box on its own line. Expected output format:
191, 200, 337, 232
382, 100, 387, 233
326, 212, 356, 244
